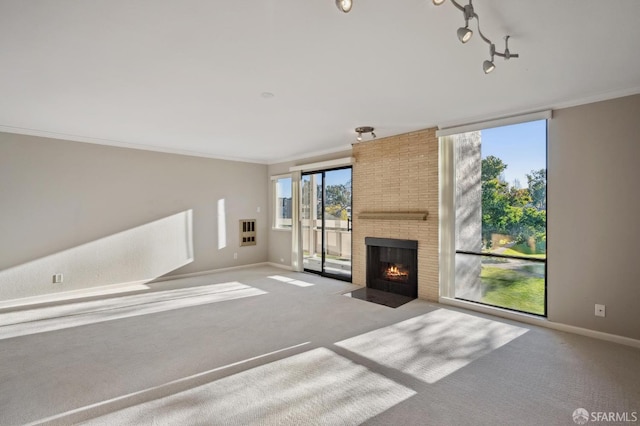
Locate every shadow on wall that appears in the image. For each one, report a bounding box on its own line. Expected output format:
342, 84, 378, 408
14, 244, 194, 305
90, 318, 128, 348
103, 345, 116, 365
0, 210, 194, 303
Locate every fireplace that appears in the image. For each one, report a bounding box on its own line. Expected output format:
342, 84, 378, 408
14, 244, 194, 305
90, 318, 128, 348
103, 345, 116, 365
365, 237, 418, 298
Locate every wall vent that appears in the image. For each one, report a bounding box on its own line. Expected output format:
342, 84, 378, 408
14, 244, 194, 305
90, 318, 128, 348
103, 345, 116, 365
240, 219, 256, 246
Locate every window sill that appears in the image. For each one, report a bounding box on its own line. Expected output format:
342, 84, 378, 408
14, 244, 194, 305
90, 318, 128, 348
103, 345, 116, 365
271, 227, 292, 232
439, 296, 546, 324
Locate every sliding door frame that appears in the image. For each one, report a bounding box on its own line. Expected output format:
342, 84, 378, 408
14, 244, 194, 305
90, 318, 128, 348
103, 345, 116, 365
301, 166, 352, 282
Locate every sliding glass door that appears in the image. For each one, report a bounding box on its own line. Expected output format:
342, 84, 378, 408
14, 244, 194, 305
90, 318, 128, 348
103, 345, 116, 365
301, 167, 352, 281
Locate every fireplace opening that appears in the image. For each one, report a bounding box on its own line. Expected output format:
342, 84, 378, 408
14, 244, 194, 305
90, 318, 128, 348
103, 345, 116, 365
365, 237, 418, 298
383, 263, 409, 282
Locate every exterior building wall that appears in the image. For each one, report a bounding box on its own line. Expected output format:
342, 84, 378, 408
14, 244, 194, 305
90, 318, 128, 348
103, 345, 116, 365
453, 132, 483, 301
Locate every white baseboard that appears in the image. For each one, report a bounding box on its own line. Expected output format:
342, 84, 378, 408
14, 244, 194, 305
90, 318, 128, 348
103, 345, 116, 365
267, 262, 294, 271
151, 262, 273, 282
439, 297, 640, 349
0, 263, 291, 310
544, 319, 640, 349
0, 280, 152, 310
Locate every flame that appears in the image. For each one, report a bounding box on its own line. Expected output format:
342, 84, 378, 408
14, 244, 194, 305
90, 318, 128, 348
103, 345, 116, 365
384, 264, 408, 280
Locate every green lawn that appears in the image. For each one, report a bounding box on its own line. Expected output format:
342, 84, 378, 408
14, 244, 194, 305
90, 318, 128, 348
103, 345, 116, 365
500, 246, 547, 259
482, 246, 546, 259
480, 266, 545, 315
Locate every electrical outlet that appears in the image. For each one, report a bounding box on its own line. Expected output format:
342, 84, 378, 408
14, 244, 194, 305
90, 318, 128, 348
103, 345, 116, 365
52, 273, 63, 284
234, 252, 238, 260
595, 304, 606, 317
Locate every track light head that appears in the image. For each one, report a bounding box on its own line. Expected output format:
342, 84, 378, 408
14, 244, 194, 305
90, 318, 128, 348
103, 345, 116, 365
335, 0, 352, 13
432, 0, 446, 5
483, 42, 496, 73
483, 60, 495, 74
355, 126, 375, 142
457, 26, 473, 43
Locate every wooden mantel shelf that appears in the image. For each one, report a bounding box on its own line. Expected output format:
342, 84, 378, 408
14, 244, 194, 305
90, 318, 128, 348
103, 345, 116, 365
357, 211, 428, 221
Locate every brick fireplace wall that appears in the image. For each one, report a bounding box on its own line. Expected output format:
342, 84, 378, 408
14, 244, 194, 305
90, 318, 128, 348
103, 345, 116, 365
352, 128, 439, 301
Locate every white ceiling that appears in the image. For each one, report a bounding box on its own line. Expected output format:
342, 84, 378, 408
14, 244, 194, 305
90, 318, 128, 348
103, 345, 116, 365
1, 1, 640, 164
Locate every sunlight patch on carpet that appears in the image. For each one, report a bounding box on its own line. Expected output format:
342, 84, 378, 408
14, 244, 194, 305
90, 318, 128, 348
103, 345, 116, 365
0, 282, 266, 340
268, 275, 314, 287
335, 308, 528, 383
80, 348, 415, 426
26, 342, 312, 426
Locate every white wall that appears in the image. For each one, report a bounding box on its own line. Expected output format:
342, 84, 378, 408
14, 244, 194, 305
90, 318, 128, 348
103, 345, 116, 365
0, 132, 268, 302
0, 210, 193, 301
548, 94, 640, 340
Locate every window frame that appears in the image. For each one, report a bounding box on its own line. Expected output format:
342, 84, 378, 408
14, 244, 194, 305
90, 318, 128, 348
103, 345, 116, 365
439, 112, 550, 318
272, 174, 293, 231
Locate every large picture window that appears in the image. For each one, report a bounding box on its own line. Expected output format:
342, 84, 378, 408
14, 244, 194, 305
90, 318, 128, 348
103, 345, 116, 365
273, 176, 292, 230
451, 119, 547, 315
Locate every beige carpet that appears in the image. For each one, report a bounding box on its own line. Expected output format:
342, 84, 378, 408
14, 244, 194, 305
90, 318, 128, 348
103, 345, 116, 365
336, 309, 528, 384
80, 347, 416, 426
0, 265, 638, 425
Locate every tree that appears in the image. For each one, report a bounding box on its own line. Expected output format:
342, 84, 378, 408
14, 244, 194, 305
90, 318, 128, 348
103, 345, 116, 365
325, 181, 351, 220
514, 207, 547, 251
526, 169, 547, 210
481, 156, 546, 253
482, 156, 507, 181
512, 178, 521, 189
507, 186, 532, 208
481, 157, 510, 248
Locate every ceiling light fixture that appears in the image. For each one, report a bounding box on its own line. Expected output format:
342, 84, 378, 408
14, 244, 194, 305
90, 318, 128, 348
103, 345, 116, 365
432, 0, 519, 73
335, 0, 352, 13
355, 126, 376, 142
483, 58, 495, 74
457, 26, 473, 43
483, 42, 496, 74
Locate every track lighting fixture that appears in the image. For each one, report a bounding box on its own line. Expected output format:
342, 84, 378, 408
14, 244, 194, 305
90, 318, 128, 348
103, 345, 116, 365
335, 0, 352, 13
355, 126, 375, 142
433, 0, 519, 73
335, 0, 519, 74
